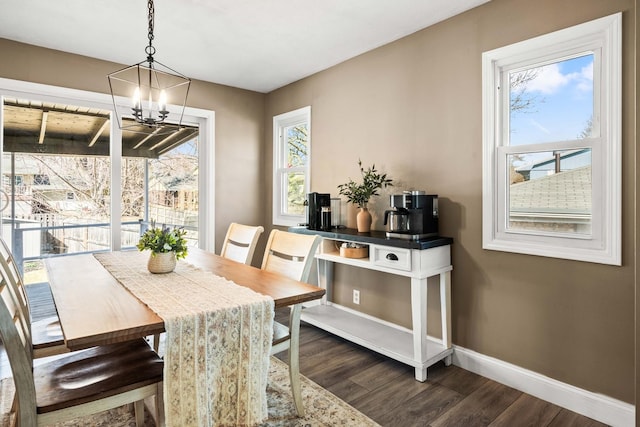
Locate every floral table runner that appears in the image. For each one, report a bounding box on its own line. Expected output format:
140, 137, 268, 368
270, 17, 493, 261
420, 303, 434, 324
94, 251, 274, 427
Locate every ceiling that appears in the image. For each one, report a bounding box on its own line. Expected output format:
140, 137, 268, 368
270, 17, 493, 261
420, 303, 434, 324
0, 0, 489, 93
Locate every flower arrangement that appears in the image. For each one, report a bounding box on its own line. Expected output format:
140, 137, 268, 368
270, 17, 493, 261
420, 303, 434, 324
337, 159, 393, 208
137, 221, 189, 259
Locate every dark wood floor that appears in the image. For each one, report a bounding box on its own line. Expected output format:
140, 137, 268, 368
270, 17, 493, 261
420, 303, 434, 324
1, 284, 608, 426
273, 308, 608, 427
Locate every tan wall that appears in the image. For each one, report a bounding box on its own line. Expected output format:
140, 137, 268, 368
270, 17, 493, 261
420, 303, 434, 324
635, 0, 639, 420
0, 38, 266, 257
265, 0, 637, 403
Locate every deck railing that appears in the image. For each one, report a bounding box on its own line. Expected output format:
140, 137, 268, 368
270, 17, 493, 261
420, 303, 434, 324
7, 219, 197, 275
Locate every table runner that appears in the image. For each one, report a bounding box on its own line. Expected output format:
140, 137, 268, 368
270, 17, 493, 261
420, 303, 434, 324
93, 251, 274, 427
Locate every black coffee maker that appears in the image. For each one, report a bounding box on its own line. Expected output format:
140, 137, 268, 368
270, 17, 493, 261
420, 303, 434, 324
307, 192, 331, 231
386, 191, 439, 240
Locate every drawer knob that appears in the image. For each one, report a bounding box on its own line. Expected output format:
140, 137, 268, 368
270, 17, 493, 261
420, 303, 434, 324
386, 253, 399, 261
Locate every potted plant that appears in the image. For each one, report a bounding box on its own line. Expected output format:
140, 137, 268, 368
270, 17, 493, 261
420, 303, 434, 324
337, 160, 393, 232
137, 221, 188, 273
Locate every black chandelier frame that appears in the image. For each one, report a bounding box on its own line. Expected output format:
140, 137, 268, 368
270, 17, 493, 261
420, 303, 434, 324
107, 0, 191, 134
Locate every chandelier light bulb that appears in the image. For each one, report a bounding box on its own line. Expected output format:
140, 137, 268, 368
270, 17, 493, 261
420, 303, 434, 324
159, 90, 167, 112
132, 87, 141, 109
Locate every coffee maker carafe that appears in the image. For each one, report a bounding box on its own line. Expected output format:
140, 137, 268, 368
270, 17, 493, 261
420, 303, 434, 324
383, 208, 410, 233
386, 191, 439, 240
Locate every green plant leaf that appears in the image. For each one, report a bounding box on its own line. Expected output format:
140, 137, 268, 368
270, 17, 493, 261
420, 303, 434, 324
137, 223, 189, 259
337, 159, 393, 208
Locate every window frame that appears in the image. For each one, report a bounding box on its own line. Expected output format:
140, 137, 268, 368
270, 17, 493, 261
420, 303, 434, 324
272, 106, 311, 227
482, 13, 621, 265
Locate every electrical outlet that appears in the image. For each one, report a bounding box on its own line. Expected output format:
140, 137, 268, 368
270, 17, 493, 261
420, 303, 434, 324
353, 289, 360, 305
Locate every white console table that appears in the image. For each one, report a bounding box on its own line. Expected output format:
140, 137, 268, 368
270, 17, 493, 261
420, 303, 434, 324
289, 227, 453, 381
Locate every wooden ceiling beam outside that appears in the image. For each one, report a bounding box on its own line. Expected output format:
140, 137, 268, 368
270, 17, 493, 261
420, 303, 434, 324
38, 111, 48, 144
149, 131, 181, 151
4, 100, 110, 120
133, 128, 162, 149
3, 100, 198, 159
3, 135, 159, 159
158, 130, 199, 155
88, 119, 110, 148
3, 135, 109, 157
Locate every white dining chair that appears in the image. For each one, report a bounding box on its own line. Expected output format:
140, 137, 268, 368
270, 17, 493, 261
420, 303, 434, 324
261, 229, 321, 417
0, 255, 165, 427
0, 237, 68, 358
220, 222, 265, 265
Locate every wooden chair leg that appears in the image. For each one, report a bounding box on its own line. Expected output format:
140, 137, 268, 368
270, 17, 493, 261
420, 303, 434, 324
288, 304, 305, 417
144, 383, 165, 427
153, 333, 161, 353
156, 382, 165, 426
134, 400, 145, 426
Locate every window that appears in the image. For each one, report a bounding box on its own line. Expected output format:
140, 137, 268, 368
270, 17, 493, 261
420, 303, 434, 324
482, 13, 621, 265
273, 106, 311, 226
0, 78, 215, 259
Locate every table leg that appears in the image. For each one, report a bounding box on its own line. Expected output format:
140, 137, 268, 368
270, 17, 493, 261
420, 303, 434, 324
288, 304, 304, 416
440, 270, 451, 349
411, 277, 428, 381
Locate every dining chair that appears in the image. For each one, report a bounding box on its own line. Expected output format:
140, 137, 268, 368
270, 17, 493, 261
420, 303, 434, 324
0, 237, 68, 358
261, 229, 321, 417
220, 222, 265, 265
0, 258, 165, 427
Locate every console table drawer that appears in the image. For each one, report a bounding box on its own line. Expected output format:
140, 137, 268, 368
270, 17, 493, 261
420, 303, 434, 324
372, 246, 412, 271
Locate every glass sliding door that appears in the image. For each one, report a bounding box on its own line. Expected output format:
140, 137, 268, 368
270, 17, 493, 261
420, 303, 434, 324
0, 79, 214, 273
1, 97, 112, 278
120, 123, 199, 248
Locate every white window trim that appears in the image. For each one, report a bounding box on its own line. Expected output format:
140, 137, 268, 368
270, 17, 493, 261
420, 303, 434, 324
482, 13, 621, 265
272, 106, 311, 227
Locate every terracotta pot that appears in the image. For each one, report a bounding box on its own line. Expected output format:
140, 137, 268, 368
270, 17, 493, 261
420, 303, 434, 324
356, 207, 372, 233
147, 251, 176, 274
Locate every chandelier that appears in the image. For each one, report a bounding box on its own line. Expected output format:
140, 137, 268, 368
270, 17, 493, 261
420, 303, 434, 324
108, 0, 191, 134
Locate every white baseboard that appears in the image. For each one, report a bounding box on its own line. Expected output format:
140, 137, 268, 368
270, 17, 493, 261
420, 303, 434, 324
452, 345, 635, 427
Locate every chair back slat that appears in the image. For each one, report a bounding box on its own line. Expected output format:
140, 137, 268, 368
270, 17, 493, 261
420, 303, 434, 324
261, 230, 320, 283
220, 223, 264, 265
0, 238, 29, 307
0, 237, 31, 338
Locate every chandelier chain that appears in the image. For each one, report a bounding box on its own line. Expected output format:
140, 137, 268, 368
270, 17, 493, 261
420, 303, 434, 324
145, 0, 156, 60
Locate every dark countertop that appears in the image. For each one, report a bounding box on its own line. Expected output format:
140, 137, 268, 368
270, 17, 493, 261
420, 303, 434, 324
288, 226, 453, 250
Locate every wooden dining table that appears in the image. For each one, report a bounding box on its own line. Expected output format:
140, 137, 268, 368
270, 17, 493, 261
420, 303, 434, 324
45, 247, 326, 425
45, 247, 326, 351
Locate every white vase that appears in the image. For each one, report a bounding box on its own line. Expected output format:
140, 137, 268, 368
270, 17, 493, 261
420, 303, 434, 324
147, 251, 176, 274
